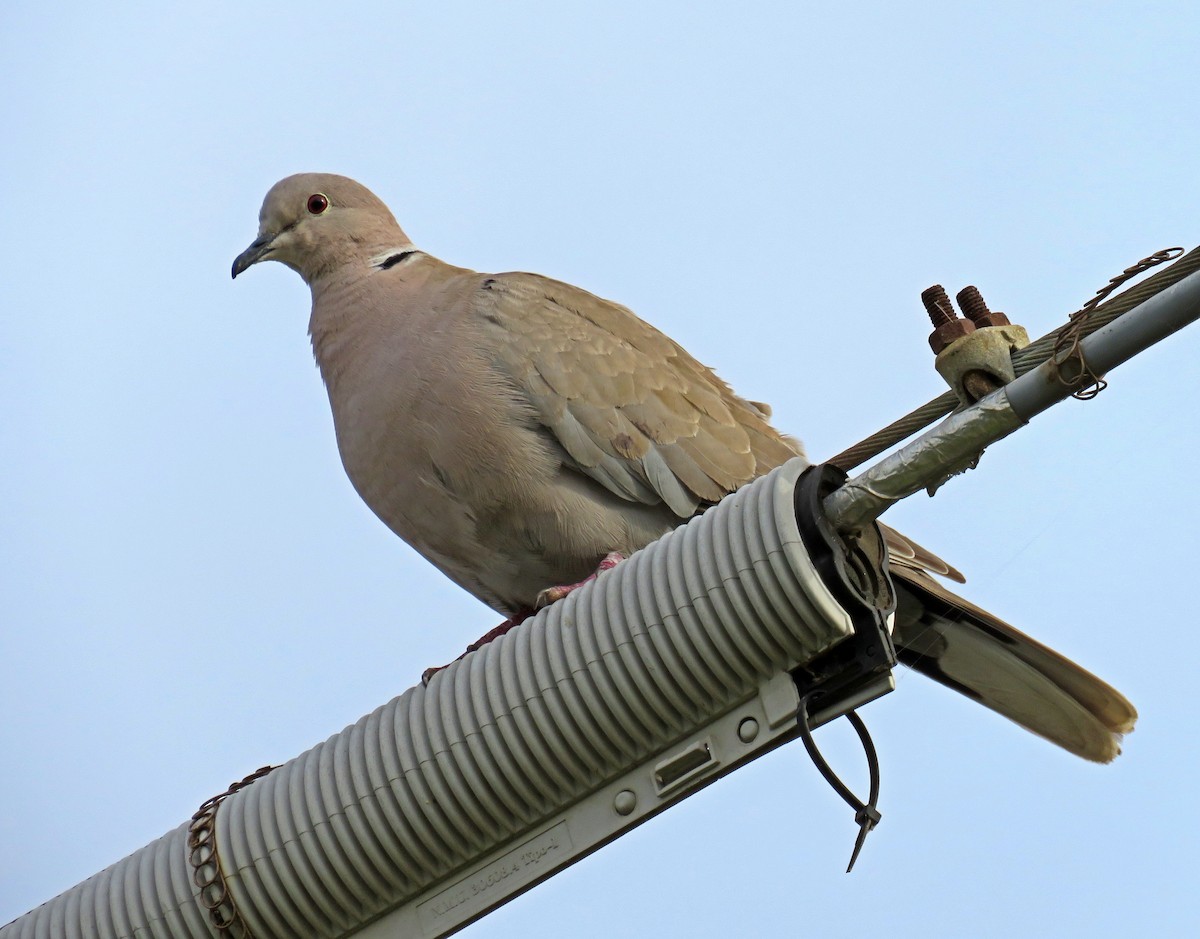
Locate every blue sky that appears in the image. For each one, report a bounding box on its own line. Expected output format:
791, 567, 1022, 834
3, 2, 1198, 936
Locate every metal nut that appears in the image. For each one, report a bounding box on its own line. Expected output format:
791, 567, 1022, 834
928, 317, 976, 354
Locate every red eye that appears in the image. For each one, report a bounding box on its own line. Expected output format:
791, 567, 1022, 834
307, 193, 329, 215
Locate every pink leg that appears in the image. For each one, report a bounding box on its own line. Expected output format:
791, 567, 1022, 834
420, 552, 627, 686
535, 552, 626, 607
421, 608, 534, 685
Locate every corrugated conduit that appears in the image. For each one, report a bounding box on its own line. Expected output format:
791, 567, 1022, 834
3, 457, 855, 938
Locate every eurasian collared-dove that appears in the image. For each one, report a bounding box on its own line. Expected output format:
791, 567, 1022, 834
233, 173, 1137, 762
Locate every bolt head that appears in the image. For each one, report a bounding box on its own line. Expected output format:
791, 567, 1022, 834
737, 717, 760, 743
613, 789, 637, 816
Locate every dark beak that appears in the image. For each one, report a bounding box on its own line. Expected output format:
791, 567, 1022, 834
231, 233, 276, 279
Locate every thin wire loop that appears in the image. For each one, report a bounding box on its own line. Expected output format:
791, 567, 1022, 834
187, 764, 277, 938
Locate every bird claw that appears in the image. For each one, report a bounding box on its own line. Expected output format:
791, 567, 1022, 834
420, 609, 534, 686
534, 585, 570, 607
422, 554, 626, 685
535, 552, 625, 608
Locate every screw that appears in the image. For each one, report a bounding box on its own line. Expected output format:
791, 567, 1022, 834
921, 284, 956, 327
923, 284, 976, 354
956, 285, 1011, 327
956, 286, 989, 322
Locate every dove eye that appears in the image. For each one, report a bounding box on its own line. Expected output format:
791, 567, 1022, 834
307, 193, 329, 215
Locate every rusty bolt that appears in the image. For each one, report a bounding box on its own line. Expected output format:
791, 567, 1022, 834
956, 285, 1011, 328
955, 285, 989, 321
920, 284, 957, 327
922, 284, 976, 353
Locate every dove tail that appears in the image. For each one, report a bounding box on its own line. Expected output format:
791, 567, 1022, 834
889, 568, 1137, 763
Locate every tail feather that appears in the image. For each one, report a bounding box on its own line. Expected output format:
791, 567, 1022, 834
890, 566, 1137, 763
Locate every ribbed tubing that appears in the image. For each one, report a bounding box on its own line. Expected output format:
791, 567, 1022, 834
1, 457, 852, 939
0, 824, 212, 939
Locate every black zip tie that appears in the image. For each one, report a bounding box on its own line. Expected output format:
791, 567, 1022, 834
797, 695, 882, 873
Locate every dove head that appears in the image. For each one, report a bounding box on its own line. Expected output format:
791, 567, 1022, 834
232, 173, 410, 283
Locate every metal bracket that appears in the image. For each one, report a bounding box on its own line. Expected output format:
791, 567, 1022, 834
935, 324, 1031, 405
791, 463, 897, 702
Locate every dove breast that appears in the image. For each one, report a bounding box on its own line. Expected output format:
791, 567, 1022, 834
307, 253, 687, 614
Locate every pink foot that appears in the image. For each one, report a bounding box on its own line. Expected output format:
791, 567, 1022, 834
535, 551, 626, 608
421, 609, 534, 685
420, 552, 627, 686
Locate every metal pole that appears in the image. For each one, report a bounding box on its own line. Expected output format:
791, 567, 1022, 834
823, 269, 1200, 533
